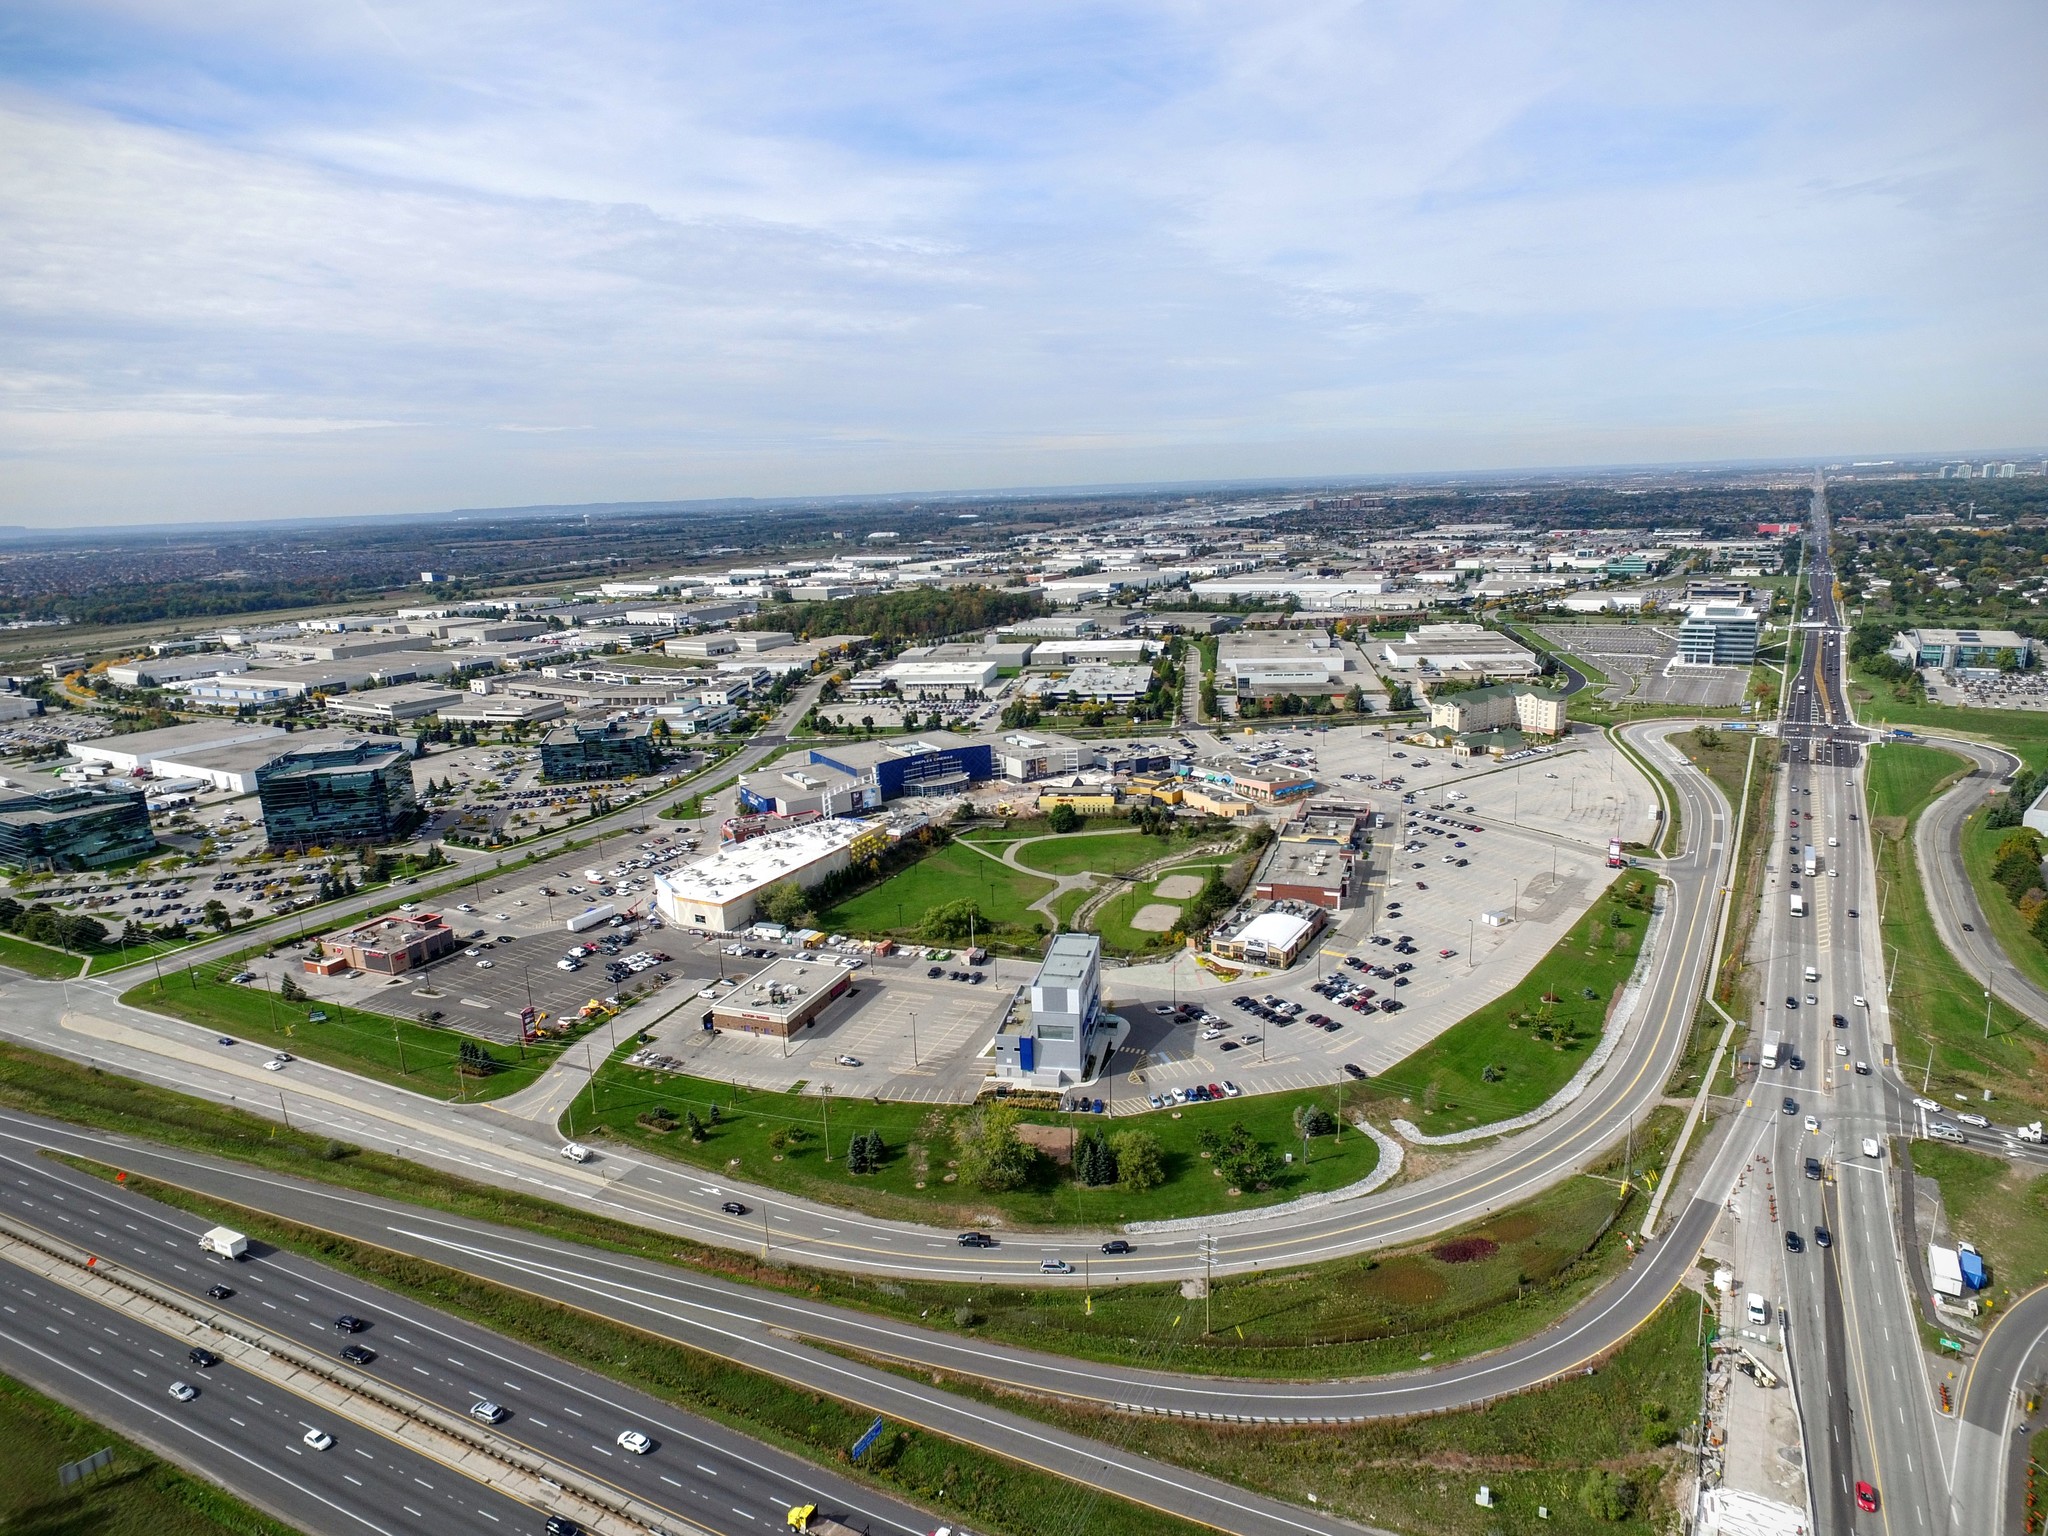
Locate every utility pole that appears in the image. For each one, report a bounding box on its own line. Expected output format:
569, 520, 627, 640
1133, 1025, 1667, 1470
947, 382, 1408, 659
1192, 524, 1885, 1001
392, 1022, 406, 1075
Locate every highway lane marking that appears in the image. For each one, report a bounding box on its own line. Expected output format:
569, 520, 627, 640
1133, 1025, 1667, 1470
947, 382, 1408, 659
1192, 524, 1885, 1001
663, 1475, 684, 1486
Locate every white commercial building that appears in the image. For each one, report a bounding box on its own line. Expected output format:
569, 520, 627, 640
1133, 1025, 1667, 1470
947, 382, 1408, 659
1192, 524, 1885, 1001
69, 722, 286, 778
992, 931, 1107, 1088
652, 818, 887, 932
878, 659, 1000, 699
104, 654, 249, 689
1379, 623, 1541, 680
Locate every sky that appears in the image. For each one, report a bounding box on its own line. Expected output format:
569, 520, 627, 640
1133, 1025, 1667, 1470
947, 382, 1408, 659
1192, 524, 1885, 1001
1, 1, 2043, 527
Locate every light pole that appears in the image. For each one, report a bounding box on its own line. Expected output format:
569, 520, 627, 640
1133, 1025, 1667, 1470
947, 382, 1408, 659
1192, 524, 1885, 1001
909, 1010, 919, 1066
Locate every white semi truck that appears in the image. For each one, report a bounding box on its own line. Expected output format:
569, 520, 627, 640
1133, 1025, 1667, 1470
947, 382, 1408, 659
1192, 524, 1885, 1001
565, 904, 615, 934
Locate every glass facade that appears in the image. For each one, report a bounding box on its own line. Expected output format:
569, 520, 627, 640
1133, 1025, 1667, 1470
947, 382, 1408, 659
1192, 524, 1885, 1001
539, 720, 667, 782
0, 783, 156, 871
255, 739, 420, 850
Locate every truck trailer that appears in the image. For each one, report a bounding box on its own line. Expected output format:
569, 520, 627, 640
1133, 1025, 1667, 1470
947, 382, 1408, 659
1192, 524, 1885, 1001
1803, 846, 1818, 877
565, 904, 615, 934
1790, 893, 1806, 917
1760, 1031, 1783, 1070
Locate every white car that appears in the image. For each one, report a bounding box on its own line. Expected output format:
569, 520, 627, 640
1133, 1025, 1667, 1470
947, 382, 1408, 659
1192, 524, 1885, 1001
617, 1429, 652, 1454
1853, 995, 1867, 1008
560, 1142, 593, 1163
168, 1380, 197, 1402
303, 1429, 334, 1451
1956, 1112, 1990, 1128
1804, 1115, 1820, 1131
263, 1054, 291, 1072
1911, 1096, 1941, 1113
464, 947, 481, 957
834, 1054, 862, 1067
1835, 1043, 1849, 1057
475, 958, 494, 969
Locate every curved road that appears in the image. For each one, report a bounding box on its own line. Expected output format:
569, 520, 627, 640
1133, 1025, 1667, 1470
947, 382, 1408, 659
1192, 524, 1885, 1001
2, 716, 1733, 1290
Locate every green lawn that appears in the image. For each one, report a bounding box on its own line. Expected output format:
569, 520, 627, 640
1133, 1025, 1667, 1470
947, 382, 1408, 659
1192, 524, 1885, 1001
817, 839, 1054, 942
84, 934, 200, 976
574, 1062, 1380, 1228
1865, 743, 2048, 1113
0, 1368, 299, 1536
0, 930, 83, 979
119, 970, 564, 1103
1960, 810, 2048, 1001
1907, 1142, 2048, 1302
1013, 829, 1188, 877
1850, 661, 2048, 773
1092, 859, 1226, 956
1363, 871, 1654, 1135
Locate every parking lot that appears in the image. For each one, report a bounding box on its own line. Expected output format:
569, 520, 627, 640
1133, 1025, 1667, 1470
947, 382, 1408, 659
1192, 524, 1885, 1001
1534, 621, 1749, 708
1091, 726, 1658, 1109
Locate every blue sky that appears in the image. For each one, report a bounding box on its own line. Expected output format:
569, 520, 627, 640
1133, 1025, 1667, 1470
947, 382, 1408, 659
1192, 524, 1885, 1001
0, 1, 2042, 525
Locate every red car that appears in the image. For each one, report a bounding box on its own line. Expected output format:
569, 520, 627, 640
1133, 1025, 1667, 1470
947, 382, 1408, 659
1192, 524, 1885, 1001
1854, 1481, 1878, 1513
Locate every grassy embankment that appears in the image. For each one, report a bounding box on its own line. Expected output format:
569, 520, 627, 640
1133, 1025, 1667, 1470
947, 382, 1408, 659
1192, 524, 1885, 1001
1905, 1141, 2048, 1304
0, 1366, 298, 1536
1960, 810, 2048, 1001
117, 966, 565, 1104
1349, 871, 1655, 1136
0, 929, 85, 979
896, 1293, 1707, 1536
1865, 742, 2048, 1114
4, 1032, 1675, 1380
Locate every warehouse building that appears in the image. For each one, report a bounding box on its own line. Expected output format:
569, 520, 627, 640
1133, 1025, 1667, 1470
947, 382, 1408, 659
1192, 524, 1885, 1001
1379, 623, 1542, 681
68, 721, 285, 779
325, 683, 468, 723
876, 659, 1000, 699
653, 817, 889, 931
103, 654, 249, 689
710, 956, 854, 1038
254, 737, 421, 850
539, 718, 668, 782
1255, 840, 1361, 910
0, 781, 156, 871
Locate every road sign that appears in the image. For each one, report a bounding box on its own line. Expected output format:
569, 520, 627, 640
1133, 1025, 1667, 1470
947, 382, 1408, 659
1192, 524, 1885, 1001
57, 1447, 113, 1487
850, 1415, 886, 1461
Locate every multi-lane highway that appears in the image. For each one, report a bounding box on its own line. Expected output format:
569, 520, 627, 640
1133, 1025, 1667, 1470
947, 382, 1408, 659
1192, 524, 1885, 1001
0, 1244, 541, 1536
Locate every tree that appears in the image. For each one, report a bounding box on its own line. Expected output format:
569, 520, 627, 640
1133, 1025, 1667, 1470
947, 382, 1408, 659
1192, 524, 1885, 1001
1292, 1103, 1338, 1139
919, 900, 984, 942
958, 1103, 1035, 1192
1110, 1129, 1165, 1191
846, 1132, 872, 1175
1577, 1470, 1637, 1522
200, 898, 233, 931
1046, 803, 1081, 834
278, 974, 306, 1003
1074, 1128, 1117, 1186
761, 881, 812, 928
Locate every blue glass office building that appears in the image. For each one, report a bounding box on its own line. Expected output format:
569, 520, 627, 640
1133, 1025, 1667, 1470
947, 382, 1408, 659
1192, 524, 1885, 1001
0, 782, 155, 871
255, 738, 420, 850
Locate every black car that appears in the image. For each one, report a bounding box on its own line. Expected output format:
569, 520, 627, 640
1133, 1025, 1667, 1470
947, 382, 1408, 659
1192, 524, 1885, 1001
205, 1284, 235, 1300
1100, 1239, 1132, 1255
1785, 995, 1798, 1008
1832, 1014, 1846, 1028
1343, 1062, 1367, 1080
334, 1315, 367, 1334
1781, 1097, 1798, 1115
1804, 1157, 1822, 1181
1787, 1055, 1803, 1071
545, 1517, 584, 1536
338, 1344, 376, 1366
957, 1232, 996, 1248
1813, 1226, 1832, 1248
1785, 1231, 1804, 1253
928, 966, 943, 978
720, 1201, 748, 1216
187, 1347, 220, 1368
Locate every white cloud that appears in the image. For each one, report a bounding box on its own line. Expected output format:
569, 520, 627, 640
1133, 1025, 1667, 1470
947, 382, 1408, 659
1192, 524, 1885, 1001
0, 1, 2043, 522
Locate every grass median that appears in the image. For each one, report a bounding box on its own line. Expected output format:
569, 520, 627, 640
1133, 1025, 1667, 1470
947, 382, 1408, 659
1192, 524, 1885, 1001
1675, 726, 1779, 1012
1354, 870, 1655, 1136
0, 929, 84, 980
81, 1166, 1204, 1536
1959, 809, 2048, 1002
1866, 742, 2048, 1114
118, 967, 563, 1103
1902, 1141, 2048, 1303
0, 1364, 298, 1536
885, 1290, 1706, 1536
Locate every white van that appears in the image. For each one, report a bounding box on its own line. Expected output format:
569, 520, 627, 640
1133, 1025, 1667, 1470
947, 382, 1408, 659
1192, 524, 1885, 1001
1861, 1137, 1881, 1159
560, 1142, 593, 1163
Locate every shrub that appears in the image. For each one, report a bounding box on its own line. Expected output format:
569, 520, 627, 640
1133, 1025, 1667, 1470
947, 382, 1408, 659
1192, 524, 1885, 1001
1430, 1236, 1500, 1264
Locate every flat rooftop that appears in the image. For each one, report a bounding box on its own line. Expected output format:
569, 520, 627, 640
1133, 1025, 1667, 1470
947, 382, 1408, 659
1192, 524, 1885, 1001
1035, 931, 1099, 989
657, 819, 868, 902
